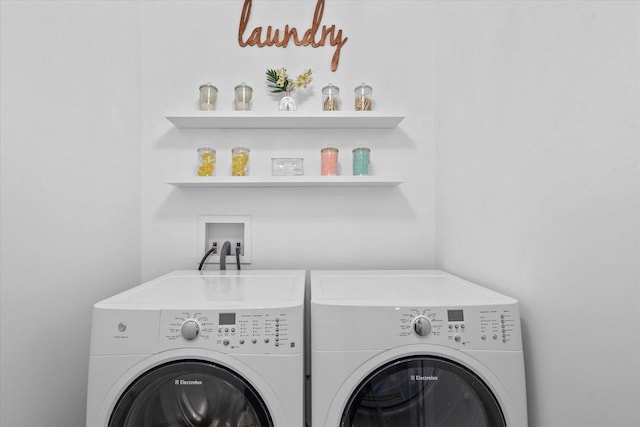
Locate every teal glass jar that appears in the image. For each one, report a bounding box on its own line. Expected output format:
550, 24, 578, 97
352, 147, 370, 175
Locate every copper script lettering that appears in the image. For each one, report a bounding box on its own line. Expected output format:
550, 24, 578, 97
238, 0, 348, 72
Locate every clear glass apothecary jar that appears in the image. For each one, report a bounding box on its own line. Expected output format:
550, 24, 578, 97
322, 84, 340, 111
354, 83, 373, 111
352, 146, 370, 175
231, 147, 250, 176
321, 146, 339, 176
199, 83, 218, 111
234, 82, 253, 111
197, 147, 216, 176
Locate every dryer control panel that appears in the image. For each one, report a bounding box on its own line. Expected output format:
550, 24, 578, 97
397, 305, 521, 350
313, 302, 521, 352
158, 308, 302, 354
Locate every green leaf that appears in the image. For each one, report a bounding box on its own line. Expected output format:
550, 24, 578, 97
265, 69, 280, 85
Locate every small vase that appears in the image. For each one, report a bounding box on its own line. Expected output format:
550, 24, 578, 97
278, 91, 298, 111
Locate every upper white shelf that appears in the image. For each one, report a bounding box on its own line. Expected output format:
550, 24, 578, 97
165, 111, 405, 129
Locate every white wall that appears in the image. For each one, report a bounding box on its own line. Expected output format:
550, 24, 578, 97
0, 2, 142, 426
139, 0, 436, 281
435, 2, 640, 427
1, 1, 638, 427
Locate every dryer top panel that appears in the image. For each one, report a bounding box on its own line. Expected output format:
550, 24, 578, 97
310, 270, 517, 306
96, 270, 305, 309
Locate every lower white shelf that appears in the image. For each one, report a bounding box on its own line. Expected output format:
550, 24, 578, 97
168, 176, 404, 188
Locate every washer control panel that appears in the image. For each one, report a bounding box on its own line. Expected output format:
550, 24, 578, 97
400, 309, 445, 338
412, 315, 432, 337
397, 304, 521, 350
478, 308, 518, 345
159, 308, 302, 354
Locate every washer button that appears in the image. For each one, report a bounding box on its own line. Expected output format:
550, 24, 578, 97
222, 337, 230, 346
454, 334, 461, 343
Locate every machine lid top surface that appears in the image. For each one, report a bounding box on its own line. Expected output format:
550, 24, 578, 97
96, 270, 305, 308
311, 270, 516, 306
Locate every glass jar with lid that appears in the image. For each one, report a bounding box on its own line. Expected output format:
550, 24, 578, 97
322, 84, 340, 111
199, 83, 218, 111
354, 83, 373, 111
197, 147, 216, 176
234, 82, 253, 111
352, 146, 370, 175
231, 147, 250, 176
321, 147, 339, 176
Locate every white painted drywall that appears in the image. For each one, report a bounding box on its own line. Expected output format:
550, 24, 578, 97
139, 0, 436, 281
1, 1, 638, 427
435, 2, 640, 427
0, 2, 142, 426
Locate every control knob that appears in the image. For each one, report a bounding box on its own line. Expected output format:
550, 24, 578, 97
412, 315, 432, 337
181, 319, 200, 340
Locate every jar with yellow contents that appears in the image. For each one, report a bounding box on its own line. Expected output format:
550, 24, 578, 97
197, 147, 216, 176
231, 147, 250, 176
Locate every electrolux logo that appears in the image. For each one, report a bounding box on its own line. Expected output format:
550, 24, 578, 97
410, 375, 438, 381
175, 379, 203, 386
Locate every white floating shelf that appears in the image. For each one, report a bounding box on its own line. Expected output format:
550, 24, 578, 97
165, 111, 405, 129
168, 176, 404, 188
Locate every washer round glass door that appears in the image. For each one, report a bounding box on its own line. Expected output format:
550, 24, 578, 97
109, 359, 273, 427
341, 356, 505, 427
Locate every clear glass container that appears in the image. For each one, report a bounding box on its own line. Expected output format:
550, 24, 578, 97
197, 147, 216, 176
322, 84, 340, 111
352, 147, 371, 175
321, 147, 339, 176
272, 158, 304, 176
278, 92, 298, 111
234, 82, 253, 111
199, 83, 218, 111
354, 83, 373, 111
231, 147, 250, 176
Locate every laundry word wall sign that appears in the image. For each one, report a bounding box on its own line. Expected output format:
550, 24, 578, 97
238, 0, 348, 71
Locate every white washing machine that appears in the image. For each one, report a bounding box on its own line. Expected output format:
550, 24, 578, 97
86, 270, 305, 427
311, 270, 527, 427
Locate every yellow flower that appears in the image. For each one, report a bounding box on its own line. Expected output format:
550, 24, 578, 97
295, 69, 313, 89
266, 67, 312, 93
276, 68, 289, 88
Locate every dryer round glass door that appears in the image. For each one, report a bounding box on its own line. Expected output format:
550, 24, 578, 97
109, 360, 274, 427
341, 356, 505, 427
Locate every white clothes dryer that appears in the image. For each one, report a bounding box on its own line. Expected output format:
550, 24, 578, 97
86, 270, 305, 427
311, 270, 527, 427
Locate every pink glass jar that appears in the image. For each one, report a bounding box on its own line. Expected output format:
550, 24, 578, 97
321, 147, 339, 176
